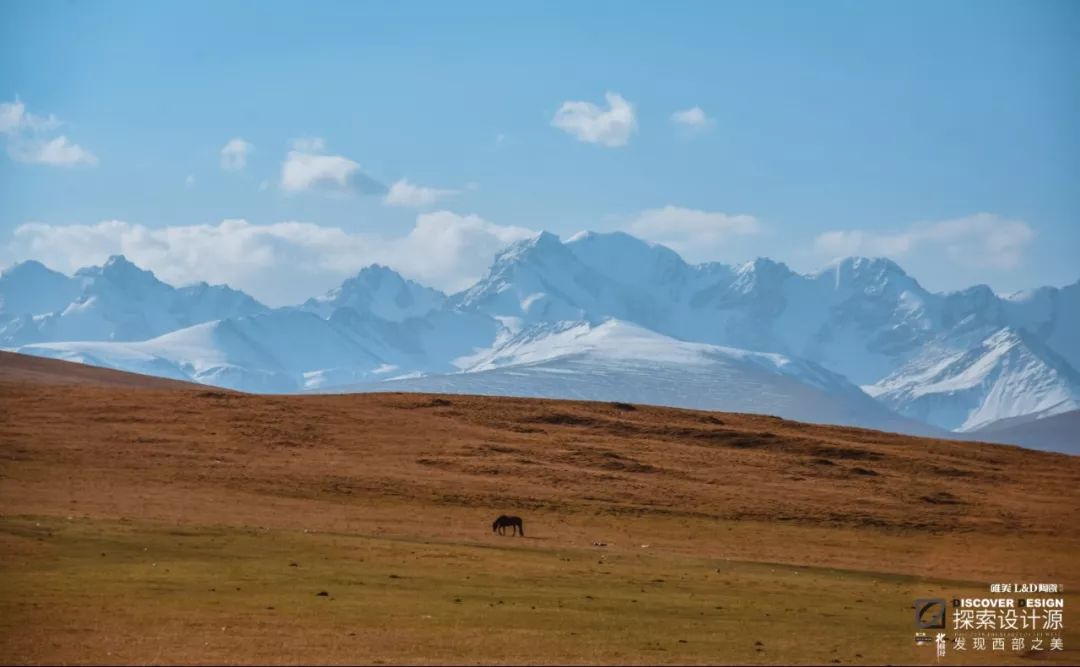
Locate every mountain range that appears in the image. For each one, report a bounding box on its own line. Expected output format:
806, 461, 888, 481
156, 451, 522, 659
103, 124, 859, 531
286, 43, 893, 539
3, 231, 1077, 452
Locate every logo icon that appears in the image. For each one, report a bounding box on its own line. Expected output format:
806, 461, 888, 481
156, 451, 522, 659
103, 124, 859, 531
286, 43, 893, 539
915, 599, 947, 629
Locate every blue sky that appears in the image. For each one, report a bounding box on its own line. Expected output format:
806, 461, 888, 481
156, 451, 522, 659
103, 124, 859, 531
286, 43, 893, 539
1, 0, 1077, 304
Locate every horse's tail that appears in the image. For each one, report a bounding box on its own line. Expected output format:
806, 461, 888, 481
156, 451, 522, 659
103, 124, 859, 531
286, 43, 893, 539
492, 519, 499, 533
519, 521, 524, 536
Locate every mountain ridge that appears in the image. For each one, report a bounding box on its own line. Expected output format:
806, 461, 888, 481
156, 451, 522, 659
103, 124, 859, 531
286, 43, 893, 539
4, 232, 1077, 451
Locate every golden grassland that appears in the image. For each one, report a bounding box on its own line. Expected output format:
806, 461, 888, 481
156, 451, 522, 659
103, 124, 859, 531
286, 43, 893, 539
0, 351, 1077, 664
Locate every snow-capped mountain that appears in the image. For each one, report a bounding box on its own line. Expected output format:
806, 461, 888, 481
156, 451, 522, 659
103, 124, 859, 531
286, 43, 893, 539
301, 264, 445, 321
450, 231, 652, 329
0, 255, 267, 345
869, 327, 1080, 432
1000, 281, 1080, 372
454, 234, 1079, 392
15, 309, 390, 393
334, 319, 941, 436
452, 234, 953, 385
13, 297, 503, 393
3, 232, 1078, 451
326, 305, 503, 376
566, 230, 711, 305
661, 255, 933, 384
0, 260, 83, 316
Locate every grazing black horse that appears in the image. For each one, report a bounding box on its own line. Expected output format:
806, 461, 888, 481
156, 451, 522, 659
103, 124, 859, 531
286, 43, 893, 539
492, 515, 524, 536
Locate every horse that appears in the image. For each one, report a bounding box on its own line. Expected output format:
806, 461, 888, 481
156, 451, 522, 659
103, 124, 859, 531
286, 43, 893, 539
492, 514, 524, 536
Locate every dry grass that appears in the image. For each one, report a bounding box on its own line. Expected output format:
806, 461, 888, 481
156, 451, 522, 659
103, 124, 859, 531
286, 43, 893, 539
0, 352, 1077, 664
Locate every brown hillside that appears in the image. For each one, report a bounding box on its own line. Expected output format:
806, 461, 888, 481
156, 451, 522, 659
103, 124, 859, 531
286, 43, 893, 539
0, 350, 206, 390
1, 352, 1074, 538
1, 352, 1077, 664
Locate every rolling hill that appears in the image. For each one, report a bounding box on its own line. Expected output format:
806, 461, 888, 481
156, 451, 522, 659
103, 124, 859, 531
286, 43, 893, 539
1, 351, 1077, 664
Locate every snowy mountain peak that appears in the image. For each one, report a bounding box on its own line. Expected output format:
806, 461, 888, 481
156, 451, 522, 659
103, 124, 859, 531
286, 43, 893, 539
829, 255, 903, 272
1, 256, 267, 344
102, 254, 145, 275
871, 326, 1080, 432
814, 256, 921, 296
531, 229, 563, 247
3, 259, 51, 279
454, 230, 646, 326
338, 265, 407, 293
490, 231, 563, 266
737, 257, 792, 280
302, 264, 445, 321
953, 283, 996, 299
939, 284, 1006, 332
564, 230, 683, 260
740, 256, 787, 272
468, 233, 573, 292
104, 254, 136, 268
827, 255, 906, 279
1, 260, 63, 290
565, 230, 690, 291
565, 229, 667, 253
76, 254, 162, 288
728, 257, 792, 296
978, 327, 1078, 372
357, 263, 401, 280
0, 260, 82, 316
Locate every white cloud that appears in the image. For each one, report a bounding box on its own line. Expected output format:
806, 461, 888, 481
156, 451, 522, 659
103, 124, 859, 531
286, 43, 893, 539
185, 174, 195, 188
384, 179, 460, 208
0, 98, 59, 135
8, 135, 99, 167
670, 106, 713, 132
4, 214, 535, 306
813, 213, 1034, 270
280, 152, 360, 193
391, 211, 535, 291
279, 137, 384, 195
220, 138, 252, 171
627, 206, 762, 260
1, 98, 97, 167
551, 92, 637, 147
